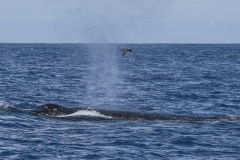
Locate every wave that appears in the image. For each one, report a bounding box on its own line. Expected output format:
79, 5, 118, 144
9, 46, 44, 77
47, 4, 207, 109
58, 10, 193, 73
0, 103, 22, 112
57, 109, 112, 119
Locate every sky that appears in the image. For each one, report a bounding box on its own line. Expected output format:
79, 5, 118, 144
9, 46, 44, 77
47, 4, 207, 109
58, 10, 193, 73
0, 0, 239, 43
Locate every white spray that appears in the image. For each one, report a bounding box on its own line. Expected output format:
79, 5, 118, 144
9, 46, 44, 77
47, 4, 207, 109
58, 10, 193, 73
85, 44, 120, 108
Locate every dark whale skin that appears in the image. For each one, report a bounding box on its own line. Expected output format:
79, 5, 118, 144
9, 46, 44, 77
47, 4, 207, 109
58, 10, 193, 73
30, 104, 240, 121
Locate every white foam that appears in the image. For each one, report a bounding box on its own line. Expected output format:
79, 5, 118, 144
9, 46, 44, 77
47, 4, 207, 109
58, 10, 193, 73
0, 101, 10, 109
57, 109, 112, 119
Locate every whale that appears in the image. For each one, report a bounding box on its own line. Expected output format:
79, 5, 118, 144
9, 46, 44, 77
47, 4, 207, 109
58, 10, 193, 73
30, 104, 240, 121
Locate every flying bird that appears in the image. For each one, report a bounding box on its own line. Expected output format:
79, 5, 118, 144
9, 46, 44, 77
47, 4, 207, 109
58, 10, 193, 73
122, 48, 132, 56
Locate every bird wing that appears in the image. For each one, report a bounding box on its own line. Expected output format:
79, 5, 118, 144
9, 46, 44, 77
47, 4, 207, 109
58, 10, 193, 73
122, 49, 127, 56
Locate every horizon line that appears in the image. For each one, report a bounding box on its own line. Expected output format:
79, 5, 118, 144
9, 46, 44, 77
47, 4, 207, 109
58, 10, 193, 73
0, 42, 240, 45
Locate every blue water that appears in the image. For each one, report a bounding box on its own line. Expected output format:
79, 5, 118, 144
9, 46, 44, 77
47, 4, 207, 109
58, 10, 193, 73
0, 43, 240, 159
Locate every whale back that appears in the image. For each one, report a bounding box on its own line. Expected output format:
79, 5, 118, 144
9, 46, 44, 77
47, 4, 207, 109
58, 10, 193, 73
32, 104, 77, 116
30, 104, 240, 121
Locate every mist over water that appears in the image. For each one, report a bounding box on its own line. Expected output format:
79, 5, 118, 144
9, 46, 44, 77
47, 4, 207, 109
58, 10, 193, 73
85, 44, 121, 108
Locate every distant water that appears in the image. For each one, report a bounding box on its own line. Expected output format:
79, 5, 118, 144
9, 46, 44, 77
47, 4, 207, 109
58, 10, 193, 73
0, 43, 240, 159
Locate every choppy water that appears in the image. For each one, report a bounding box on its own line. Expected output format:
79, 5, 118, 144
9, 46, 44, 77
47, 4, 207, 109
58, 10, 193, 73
0, 43, 240, 159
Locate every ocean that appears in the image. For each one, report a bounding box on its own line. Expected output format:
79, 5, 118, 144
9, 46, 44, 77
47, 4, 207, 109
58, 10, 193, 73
0, 43, 240, 159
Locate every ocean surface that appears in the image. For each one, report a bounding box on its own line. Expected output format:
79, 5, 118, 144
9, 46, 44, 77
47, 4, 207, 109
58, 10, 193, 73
0, 43, 240, 159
